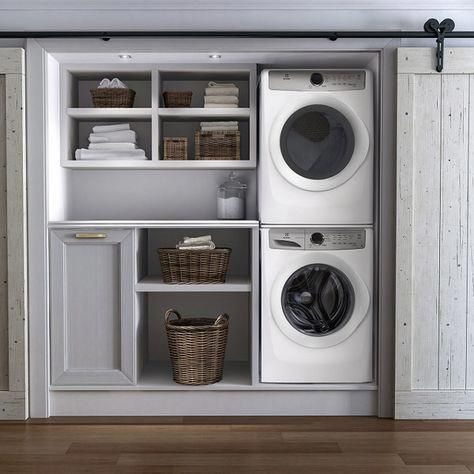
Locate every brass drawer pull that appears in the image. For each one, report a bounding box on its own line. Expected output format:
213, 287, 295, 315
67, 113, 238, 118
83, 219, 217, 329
74, 232, 107, 239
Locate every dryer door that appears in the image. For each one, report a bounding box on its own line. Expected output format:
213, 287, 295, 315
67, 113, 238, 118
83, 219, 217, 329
269, 97, 370, 191
271, 255, 370, 348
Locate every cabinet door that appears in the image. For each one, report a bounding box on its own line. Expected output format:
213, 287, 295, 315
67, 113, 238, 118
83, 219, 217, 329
50, 229, 135, 386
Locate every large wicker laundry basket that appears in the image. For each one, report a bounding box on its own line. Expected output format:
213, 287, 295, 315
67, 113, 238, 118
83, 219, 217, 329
165, 309, 229, 385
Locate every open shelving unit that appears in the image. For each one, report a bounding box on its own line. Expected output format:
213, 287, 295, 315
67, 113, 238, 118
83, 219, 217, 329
59, 64, 257, 169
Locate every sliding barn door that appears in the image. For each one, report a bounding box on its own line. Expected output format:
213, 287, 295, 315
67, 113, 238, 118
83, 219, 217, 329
0, 49, 27, 420
396, 48, 474, 419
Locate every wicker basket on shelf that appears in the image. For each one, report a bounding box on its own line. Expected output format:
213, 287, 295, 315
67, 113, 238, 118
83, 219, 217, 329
163, 91, 193, 108
163, 137, 188, 160
194, 131, 240, 161
158, 248, 231, 284
90, 88, 136, 108
165, 309, 229, 385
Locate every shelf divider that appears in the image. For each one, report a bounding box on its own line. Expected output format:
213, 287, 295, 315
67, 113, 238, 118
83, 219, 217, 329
136, 275, 251, 293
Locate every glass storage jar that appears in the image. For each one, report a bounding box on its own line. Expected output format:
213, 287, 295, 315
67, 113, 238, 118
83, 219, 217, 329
217, 172, 247, 219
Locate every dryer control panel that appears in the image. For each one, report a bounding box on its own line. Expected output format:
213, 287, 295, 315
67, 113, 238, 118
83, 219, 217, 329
268, 70, 366, 91
270, 228, 366, 250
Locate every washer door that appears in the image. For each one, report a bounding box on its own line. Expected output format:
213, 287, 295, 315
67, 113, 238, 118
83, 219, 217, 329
271, 254, 370, 348
269, 96, 370, 191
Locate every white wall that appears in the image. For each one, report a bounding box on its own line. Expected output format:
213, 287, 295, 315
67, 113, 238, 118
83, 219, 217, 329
0, 1, 473, 31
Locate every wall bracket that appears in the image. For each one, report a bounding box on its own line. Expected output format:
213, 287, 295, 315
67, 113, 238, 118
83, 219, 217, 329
424, 18, 455, 72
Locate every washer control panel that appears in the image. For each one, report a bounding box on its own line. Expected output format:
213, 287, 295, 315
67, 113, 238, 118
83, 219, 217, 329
268, 70, 366, 91
270, 228, 366, 250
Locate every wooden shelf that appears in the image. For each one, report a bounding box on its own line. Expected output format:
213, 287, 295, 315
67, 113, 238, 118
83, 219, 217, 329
158, 107, 250, 120
136, 276, 251, 293
67, 108, 152, 120
48, 220, 260, 229
61, 159, 255, 170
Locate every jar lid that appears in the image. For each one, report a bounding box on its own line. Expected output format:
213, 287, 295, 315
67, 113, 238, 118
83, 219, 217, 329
218, 172, 247, 191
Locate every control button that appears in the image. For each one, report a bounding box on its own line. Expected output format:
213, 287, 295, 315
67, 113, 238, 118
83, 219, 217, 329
310, 73, 324, 86
310, 232, 325, 245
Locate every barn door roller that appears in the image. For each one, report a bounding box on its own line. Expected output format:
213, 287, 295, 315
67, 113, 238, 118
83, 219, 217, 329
424, 18, 456, 72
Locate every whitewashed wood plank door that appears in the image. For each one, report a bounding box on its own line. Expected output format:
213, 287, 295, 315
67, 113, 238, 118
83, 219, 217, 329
396, 48, 474, 419
0, 49, 27, 420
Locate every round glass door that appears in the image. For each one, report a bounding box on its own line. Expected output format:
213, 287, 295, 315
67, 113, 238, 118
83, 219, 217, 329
280, 105, 355, 180
282, 264, 354, 336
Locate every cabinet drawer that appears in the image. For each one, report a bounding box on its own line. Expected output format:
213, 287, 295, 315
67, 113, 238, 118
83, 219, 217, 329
50, 229, 135, 386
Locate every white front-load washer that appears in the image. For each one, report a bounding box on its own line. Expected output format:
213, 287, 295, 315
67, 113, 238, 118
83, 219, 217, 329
259, 69, 374, 225
261, 226, 373, 383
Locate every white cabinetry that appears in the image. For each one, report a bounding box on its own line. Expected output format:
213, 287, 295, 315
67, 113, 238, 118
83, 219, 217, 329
50, 229, 135, 386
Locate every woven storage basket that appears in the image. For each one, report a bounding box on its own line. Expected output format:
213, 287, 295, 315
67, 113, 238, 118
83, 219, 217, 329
163, 137, 187, 160
163, 91, 193, 108
90, 88, 136, 108
158, 248, 231, 284
165, 309, 229, 385
195, 131, 240, 160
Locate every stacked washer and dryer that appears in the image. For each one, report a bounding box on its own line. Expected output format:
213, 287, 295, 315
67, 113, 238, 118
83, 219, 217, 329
259, 69, 374, 383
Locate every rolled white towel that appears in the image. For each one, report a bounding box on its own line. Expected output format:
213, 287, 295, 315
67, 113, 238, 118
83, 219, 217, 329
88, 142, 137, 150
204, 103, 238, 108
89, 130, 136, 143
204, 95, 238, 105
92, 123, 130, 133
110, 77, 128, 89
205, 86, 239, 96
75, 149, 146, 161
98, 78, 111, 88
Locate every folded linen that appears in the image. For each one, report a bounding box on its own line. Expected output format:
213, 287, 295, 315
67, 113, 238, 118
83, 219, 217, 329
88, 142, 137, 150
204, 103, 238, 108
182, 235, 213, 245
177, 244, 216, 250
200, 121, 238, 128
92, 123, 130, 133
201, 126, 238, 132
176, 235, 216, 250
208, 81, 237, 88
89, 130, 136, 143
75, 149, 146, 161
204, 95, 238, 105
205, 86, 239, 96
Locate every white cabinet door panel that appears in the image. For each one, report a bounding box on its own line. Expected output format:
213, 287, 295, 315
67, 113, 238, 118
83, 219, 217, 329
50, 229, 135, 386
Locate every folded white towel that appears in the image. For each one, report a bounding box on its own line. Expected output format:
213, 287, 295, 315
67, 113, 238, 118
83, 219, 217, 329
75, 149, 146, 161
208, 81, 237, 88
92, 123, 130, 133
177, 244, 216, 250
204, 103, 238, 108
183, 235, 213, 245
201, 126, 238, 132
89, 130, 136, 143
200, 121, 238, 128
204, 95, 238, 105
88, 142, 137, 150
205, 86, 239, 96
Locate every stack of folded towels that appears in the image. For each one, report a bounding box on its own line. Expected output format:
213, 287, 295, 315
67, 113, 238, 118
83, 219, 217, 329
75, 123, 147, 161
176, 235, 216, 251
204, 81, 239, 108
199, 121, 239, 133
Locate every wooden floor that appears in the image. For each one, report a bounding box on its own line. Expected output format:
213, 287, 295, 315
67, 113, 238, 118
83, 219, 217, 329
1, 417, 474, 473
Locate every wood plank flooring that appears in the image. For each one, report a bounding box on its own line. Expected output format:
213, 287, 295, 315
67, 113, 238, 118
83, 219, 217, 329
1, 417, 474, 473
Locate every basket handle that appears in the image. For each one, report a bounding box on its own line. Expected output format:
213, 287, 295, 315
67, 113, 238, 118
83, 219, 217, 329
165, 308, 182, 324
214, 314, 229, 326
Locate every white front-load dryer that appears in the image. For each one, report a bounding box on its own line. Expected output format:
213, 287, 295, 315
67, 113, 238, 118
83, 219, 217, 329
261, 226, 373, 383
259, 69, 374, 225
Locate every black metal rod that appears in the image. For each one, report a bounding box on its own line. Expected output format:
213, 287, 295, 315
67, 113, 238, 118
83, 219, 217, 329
1, 30, 474, 39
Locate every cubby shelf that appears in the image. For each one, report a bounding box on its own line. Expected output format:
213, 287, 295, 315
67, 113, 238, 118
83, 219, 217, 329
61, 159, 256, 169
67, 107, 152, 119
135, 276, 252, 293
158, 107, 250, 120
